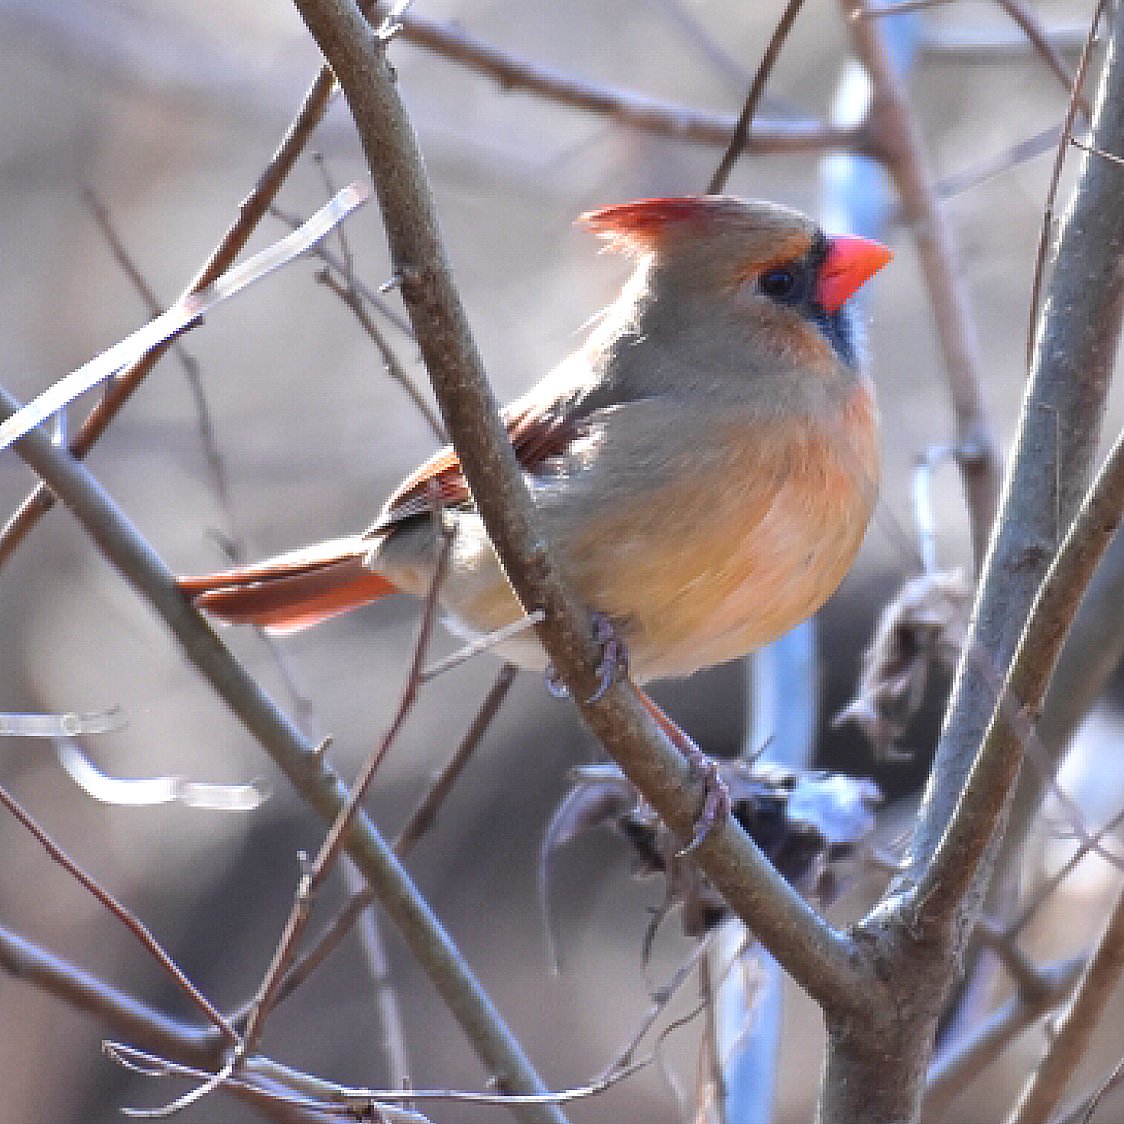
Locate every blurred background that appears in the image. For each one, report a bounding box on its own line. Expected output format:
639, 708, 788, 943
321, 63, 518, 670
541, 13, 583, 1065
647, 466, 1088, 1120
1, 1, 1122, 1121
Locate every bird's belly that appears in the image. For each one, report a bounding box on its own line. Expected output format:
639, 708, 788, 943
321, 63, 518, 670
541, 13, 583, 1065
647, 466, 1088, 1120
424, 408, 877, 683
563, 430, 876, 682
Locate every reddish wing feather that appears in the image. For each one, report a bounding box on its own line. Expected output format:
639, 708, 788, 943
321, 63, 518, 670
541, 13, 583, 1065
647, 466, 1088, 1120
371, 404, 579, 530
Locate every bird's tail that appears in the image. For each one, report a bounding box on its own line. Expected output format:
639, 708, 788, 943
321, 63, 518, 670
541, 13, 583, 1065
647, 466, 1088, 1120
176, 535, 399, 634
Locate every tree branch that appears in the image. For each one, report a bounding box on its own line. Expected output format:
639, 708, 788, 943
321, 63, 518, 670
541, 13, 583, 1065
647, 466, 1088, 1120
924, 957, 1085, 1118
0, 67, 337, 569
846, 0, 1000, 567
904, 0, 1124, 932
398, 8, 856, 157
0, 927, 343, 1124
289, 0, 875, 1019
0, 384, 566, 1124
0, 923, 219, 1069
1006, 886, 1124, 1124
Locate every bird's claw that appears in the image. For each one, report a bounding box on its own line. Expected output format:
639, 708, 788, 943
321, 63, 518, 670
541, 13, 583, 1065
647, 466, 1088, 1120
544, 664, 570, 699
676, 745, 732, 858
545, 611, 629, 703
587, 612, 628, 702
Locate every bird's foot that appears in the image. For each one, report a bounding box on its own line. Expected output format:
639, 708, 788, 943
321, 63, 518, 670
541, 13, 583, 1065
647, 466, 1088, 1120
675, 740, 732, 858
545, 611, 629, 703
634, 689, 732, 855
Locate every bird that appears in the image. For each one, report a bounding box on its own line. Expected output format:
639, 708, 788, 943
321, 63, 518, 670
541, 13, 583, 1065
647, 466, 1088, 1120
178, 196, 889, 706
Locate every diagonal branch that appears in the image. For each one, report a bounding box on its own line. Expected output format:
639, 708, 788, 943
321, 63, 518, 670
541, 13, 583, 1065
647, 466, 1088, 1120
239, 525, 452, 1058
0, 383, 566, 1124
845, 0, 1000, 568
0, 781, 237, 1045
706, 0, 811, 194
911, 396, 1124, 932
903, 0, 1124, 935
925, 957, 1085, 1118
1006, 885, 1124, 1124
0, 68, 337, 569
398, 8, 855, 157
289, 0, 875, 1020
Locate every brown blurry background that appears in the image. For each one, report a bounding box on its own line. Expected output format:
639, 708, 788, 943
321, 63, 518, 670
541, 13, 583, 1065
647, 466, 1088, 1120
1, 2, 1122, 1121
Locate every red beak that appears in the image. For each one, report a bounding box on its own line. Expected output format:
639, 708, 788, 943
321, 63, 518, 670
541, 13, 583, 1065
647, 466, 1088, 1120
816, 234, 893, 314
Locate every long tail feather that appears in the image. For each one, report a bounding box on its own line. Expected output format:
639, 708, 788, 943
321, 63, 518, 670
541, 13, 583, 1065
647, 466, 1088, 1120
177, 536, 399, 634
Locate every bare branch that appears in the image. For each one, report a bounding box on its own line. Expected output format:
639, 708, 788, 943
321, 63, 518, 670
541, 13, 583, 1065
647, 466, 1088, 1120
993, 0, 1089, 114
84, 189, 240, 550
907, 8, 1124, 925
707, 0, 811, 194
316, 267, 446, 442
247, 663, 517, 1018
932, 123, 1061, 204
1007, 885, 1124, 1124
107, 1044, 427, 1124
0, 781, 237, 1045
0, 924, 220, 1067
0, 384, 566, 1124
271, 204, 415, 337
924, 957, 1085, 1117
291, 0, 875, 1021
239, 524, 452, 1058
0, 67, 338, 568
1026, 1, 1108, 371
398, 8, 857, 158
846, 0, 1000, 567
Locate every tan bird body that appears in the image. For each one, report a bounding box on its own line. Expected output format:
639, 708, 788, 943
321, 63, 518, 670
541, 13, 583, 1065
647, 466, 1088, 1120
178, 197, 889, 683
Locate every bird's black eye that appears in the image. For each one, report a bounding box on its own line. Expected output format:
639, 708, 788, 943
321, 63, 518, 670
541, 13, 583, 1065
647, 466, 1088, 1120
758, 266, 798, 301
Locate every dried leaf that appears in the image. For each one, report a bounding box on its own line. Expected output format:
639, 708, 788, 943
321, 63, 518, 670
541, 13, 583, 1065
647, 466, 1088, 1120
543, 761, 880, 946
835, 569, 972, 758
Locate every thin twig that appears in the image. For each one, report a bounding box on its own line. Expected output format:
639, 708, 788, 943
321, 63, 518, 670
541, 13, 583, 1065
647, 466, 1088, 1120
931, 123, 1062, 204
85, 187, 325, 737
1069, 135, 1124, 168
0, 68, 338, 569
240, 662, 517, 1018
846, 0, 1000, 568
706, 0, 811, 195
271, 205, 415, 337
924, 957, 1085, 1117
83, 189, 239, 549
110, 1039, 651, 1114
868, 0, 1089, 118
907, 0, 1124, 928
107, 1044, 429, 1124
994, 0, 1089, 115
1026, 0, 1107, 371
856, 0, 957, 15
316, 268, 446, 441
294, 0, 876, 1023
0, 382, 565, 1124
1008, 807, 1124, 940
0, 927, 344, 1123
398, 8, 858, 158
340, 858, 411, 1088
1006, 883, 1124, 1124
0, 782, 237, 1045
393, 662, 517, 852
419, 612, 543, 682
240, 524, 453, 1058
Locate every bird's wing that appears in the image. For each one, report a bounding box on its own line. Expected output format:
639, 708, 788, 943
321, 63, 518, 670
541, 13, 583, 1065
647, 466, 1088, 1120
366, 399, 583, 533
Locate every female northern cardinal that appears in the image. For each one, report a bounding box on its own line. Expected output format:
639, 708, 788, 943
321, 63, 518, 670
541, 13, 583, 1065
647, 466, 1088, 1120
178, 197, 890, 686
